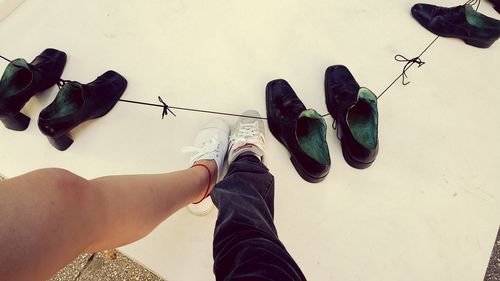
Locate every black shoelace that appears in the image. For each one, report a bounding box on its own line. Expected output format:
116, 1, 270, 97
119, 97, 268, 120
0, 55, 11, 63
0, 0, 483, 120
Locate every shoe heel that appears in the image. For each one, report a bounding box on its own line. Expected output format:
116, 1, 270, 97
48, 134, 73, 151
463, 38, 495, 48
0, 112, 30, 131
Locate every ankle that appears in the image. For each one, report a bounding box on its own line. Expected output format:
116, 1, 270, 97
191, 160, 217, 202
193, 159, 217, 177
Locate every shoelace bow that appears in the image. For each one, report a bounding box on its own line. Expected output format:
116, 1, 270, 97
182, 136, 221, 164
394, 54, 426, 86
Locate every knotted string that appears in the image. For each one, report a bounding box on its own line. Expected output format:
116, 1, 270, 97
376, 0, 480, 99
376, 35, 439, 100
118, 97, 268, 120
394, 54, 426, 86
158, 96, 176, 118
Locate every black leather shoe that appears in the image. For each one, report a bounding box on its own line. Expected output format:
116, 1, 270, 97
411, 3, 500, 48
325, 65, 378, 169
0, 49, 66, 130
266, 79, 330, 182
38, 71, 127, 151
488, 0, 500, 13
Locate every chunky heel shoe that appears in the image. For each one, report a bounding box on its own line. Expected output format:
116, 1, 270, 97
47, 134, 74, 151
38, 71, 127, 151
0, 111, 30, 131
0, 49, 67, 131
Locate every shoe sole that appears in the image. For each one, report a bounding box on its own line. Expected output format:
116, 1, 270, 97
340, 140, 374, 169
265, 81, 327, 183
337, 125, 375, 169
463, 37, 496, 48
290, 154, 329, 183
425, 32, 496, 48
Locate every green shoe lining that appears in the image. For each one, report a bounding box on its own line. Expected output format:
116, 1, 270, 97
347, 88, 378, 150
41, 84, 83, 119
0, 59, 32, 99
465, 5, 500, 29
297, 109, 330, 165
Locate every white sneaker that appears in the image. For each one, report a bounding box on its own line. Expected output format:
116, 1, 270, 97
183, 118, 230, 216
228, 110, 265, 165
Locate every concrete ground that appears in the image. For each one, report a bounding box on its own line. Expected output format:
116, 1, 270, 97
48, 251, 165, 281
485, 227, 500, 281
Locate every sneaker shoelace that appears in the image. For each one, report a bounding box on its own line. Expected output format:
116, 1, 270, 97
182, 136, 222, 165
230, 122, 264, 151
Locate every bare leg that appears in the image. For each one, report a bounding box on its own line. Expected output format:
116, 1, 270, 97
0, 160, 216, 281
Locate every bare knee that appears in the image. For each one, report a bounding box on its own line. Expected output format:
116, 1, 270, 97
34, 168, 89, 193
0, 168, 95, 280
24, 168, 93, 218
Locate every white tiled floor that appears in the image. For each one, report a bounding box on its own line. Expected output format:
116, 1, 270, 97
1, 1, 499, 280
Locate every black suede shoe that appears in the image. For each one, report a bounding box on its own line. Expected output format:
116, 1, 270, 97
38, 71, 127, 151
266, 79, 330, 183
325, 65, 378, 169
0, 49, 66, 130
411, 3, 500, 48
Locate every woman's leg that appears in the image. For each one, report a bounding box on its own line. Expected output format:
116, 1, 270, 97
0, 161, 215, 281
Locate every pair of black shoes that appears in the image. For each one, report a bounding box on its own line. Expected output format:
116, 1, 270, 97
266, 65, 379, 183
411, 2, 500, 48
0, 49, 127, 151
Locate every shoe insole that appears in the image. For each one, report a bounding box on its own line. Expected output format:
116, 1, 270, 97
0, 60, 31, 99
465, 5, 500, 29
41, 84, 83, 119
297, 112, 330, 165
347, 100, 377, 150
